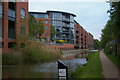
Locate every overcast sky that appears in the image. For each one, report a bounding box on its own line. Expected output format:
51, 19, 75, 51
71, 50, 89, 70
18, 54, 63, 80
29, 1, 110, 40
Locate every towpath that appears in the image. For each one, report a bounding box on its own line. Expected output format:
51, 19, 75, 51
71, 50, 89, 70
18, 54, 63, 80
99, 50, 120, 79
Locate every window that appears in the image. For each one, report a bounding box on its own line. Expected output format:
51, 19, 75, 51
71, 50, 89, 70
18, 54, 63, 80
0, 1, 2, 15
45, 26, 48, 30
21, 8, 25, 18
45, 20, 48, 24
0, 42, 3, 48
20, 26, 25, 35
8, 42, 16, 48
20, 0, 26, 2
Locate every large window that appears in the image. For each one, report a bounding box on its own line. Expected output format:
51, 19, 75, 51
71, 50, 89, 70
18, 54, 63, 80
32, 13, 48, 18
52, 20, 62, 26
21, 8, 25, 18
52, 13, 62, 20
20, 26, 25, 35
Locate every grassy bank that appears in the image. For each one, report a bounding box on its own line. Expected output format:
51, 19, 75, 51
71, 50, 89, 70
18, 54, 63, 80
2, 43, 62, 65
71, 51, 103, 78
105, 53, 120, 68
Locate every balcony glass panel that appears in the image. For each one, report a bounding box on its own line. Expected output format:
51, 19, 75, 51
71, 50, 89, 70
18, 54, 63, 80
8, 9, 15, 19
52, 12, 62, 20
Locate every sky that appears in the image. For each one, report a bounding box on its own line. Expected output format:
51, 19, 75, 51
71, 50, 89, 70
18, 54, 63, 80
29, 1, 110, 40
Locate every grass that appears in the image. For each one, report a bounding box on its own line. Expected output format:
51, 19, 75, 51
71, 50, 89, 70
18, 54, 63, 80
2, 42, 62, 65
105, 53, 120, 68
71, 51, 104, 78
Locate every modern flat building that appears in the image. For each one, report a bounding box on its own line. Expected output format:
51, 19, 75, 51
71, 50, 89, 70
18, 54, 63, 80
29, 12, 51, 42
47, 11, 76, 44
88, 32, 94, 49
0, 1, 28, 53
29, 11, 76, 44
74, 20, 94, 49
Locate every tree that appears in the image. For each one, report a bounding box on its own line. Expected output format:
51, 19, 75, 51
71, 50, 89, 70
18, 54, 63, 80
28, 15, 44, 40
94, 39, 101, 49
101, 2, 120, 48
50, 25, 56, 41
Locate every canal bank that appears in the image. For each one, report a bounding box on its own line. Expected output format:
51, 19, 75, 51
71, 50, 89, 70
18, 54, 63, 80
71, 51, 104, 78
2, 49, 91, 78
2, 50, 97, 78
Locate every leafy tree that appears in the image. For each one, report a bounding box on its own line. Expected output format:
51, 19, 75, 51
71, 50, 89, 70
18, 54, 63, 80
50, 25, 56, 41
28, 15, 44, 40
101, 2, 120, 48
94, 39, 101, 49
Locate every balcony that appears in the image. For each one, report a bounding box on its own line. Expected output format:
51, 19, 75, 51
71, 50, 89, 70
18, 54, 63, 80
62, 17, 70, 22
62, 24, 70, 27
76, 34, 79, 37
8, 9, 16, 21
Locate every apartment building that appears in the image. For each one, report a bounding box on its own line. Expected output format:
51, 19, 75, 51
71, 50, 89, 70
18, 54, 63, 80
47, 11, 76, 44
88, 32, 94, 49
0, 1, 28, 53
74, 20, 94, 49
29, 11, 76, 44
29, 12, 51, 42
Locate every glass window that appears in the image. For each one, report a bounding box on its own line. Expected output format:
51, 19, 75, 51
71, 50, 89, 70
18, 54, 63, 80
45, 20, 48, 24
45, 26, 48, 30
20, 26, 25, 34
8, 42, 16, 48
0, 42, 3, 48
0, 2, 2, 15
70, 15, 74, 22
21, 8, 25, 18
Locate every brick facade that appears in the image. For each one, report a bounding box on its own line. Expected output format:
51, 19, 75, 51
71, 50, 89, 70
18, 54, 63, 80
74, 21, 94, 49
35, 18, 51, 42
1, 1, 28, 53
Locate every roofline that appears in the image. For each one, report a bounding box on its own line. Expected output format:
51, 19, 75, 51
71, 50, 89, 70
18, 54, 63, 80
47, 10, 76, 17
29, 12, 47, 14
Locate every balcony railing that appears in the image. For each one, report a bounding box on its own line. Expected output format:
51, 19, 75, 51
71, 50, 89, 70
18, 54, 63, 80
8, 9, 16, 21
62, 17, 70, 22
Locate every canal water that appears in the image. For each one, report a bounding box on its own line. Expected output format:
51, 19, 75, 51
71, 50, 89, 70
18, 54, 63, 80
2, 50, 97, 78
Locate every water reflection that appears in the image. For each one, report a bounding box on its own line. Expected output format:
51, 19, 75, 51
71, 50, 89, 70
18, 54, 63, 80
31, 58, 87, 73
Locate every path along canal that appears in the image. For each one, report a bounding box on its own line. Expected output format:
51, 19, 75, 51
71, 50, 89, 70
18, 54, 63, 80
2, 50, 97, 78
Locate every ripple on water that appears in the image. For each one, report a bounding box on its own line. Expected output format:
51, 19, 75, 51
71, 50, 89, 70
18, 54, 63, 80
31, 58, 87, 73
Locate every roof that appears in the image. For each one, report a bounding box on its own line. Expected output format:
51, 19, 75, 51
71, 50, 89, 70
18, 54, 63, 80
29, 12, 47, 14
47, 10, 76, 17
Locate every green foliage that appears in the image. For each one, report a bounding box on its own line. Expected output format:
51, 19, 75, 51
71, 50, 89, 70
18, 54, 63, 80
71, 51, 103, 78
50, 25, 56, 40
2, 43, 62, 65
50, 25, 56, 35
28, 15, 44, 39
37, 20, 44, 35
105, 53, 120, 68
94, 39, 101, 49
101, 2, 120, 48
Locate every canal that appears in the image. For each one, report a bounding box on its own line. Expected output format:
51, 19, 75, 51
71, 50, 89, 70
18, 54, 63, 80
2, 50, 97, 78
